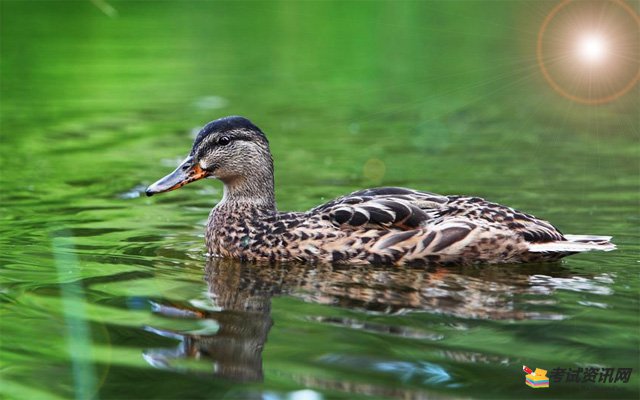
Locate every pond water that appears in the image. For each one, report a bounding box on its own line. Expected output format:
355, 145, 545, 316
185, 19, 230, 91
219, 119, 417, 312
1, 1, 638, 399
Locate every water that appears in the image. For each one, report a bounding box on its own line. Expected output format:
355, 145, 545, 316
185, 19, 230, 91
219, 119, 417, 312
1, 1, 638, 399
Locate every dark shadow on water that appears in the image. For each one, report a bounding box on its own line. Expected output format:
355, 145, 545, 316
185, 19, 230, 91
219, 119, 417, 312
141, 258, 609, 383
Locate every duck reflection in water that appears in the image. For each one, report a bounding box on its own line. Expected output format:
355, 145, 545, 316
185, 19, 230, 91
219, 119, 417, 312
142, 258, 612, 381
143, 258, 275, 382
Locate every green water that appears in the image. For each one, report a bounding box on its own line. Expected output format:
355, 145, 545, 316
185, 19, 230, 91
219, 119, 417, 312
1, 1, 639, 399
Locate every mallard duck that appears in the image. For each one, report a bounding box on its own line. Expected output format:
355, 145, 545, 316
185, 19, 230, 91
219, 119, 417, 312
146, 116, 615, 265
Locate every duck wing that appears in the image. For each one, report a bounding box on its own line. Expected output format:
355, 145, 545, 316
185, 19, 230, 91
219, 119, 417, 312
441, 196, 565, 242
311, 187, 449, 230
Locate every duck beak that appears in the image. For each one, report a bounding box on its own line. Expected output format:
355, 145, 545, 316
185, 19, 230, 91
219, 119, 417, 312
146, 156, 209, 196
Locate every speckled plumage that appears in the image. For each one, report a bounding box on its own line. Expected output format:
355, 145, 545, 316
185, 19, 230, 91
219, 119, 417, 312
147, 116, 615, 266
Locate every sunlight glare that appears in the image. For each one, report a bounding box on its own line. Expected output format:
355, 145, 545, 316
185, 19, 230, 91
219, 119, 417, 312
577, 34, 607, 64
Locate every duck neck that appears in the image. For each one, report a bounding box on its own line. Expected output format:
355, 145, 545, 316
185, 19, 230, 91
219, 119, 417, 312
218, 172, 276, 215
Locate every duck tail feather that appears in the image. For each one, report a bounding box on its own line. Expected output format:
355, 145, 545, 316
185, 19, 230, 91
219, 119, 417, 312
563, 234, 613, 242
527, 234, 616, 253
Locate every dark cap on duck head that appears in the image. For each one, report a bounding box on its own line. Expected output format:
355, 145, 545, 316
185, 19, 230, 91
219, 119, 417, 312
191, 116, 268, 153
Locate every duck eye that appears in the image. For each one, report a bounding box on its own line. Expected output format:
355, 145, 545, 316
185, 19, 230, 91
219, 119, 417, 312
218, 136, 231, 146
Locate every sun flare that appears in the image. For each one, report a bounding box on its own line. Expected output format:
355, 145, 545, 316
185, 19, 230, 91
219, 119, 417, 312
577, 34, 607, 64
537, 0, 640, 105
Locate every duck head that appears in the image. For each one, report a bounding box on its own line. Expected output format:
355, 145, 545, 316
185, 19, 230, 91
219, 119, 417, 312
146, 116, 275, 206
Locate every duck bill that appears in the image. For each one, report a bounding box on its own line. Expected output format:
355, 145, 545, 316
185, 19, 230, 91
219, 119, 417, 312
146, 157, 209, 196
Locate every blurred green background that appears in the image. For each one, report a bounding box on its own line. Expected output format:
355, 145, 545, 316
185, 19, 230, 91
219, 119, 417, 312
1, 1, 638, 399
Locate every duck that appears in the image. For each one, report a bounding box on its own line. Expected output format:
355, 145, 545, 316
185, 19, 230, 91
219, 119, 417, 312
146, 116, 615, 265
